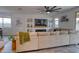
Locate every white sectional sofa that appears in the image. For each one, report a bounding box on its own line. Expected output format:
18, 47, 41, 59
16, 31, 79, 52
16, 32, 38, 52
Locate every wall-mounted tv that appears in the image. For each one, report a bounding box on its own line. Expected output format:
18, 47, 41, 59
35, 19, 48, 27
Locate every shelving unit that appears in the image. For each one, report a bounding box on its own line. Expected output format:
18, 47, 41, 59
26, 18, 52, 32
26, 18, 34, 32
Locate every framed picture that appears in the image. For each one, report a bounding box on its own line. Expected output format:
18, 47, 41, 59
16, 20, 22, 25
60, 16, 69, 22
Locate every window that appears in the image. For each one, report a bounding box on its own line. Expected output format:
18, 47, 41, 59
0, 18, 2, 28
55, 18, 59, 28
3, 18, 11, 27
76, 12, 79, 31
76, 18, 79, 31
0, 17, 11, 28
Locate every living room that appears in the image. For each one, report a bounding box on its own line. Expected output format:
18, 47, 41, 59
0, 6, 79, 53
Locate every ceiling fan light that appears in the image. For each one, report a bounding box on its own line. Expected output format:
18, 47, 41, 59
46, 11, 50, 13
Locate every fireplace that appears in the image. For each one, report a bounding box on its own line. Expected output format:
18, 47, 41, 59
35, 29, 46, 32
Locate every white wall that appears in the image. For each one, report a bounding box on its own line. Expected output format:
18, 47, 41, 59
52, 7, 79, 30
1, 7, 79, 35
1, 13, 53, 35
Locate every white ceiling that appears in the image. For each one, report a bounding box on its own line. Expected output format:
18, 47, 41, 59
0, 6, 76, 14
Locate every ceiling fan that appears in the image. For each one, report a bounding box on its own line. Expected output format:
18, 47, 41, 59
39, 6, 62, 13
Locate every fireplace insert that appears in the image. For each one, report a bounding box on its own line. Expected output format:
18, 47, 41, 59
35, 29, 46, 32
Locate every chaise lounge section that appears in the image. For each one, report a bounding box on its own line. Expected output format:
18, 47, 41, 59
15, 31, 79, 52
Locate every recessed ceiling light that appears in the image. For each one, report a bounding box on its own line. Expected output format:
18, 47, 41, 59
46, 11, 50, 13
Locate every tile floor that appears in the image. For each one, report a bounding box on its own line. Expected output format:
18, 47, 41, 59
29, 45, 79, 53
1, 36, 79, 53
0, 36, 14, 53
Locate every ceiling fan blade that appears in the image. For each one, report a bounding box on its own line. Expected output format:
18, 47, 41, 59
44, 6, 49, 9
51, 6, 56, 10
53, 11, 59, 12
37, 9, 45, 11
53, 8, 62, 10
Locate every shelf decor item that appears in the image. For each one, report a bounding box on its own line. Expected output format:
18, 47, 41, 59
26, 18, 33, 32
27, 18, 33, 22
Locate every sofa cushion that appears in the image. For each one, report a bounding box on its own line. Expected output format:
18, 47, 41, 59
29, 32, 37, 36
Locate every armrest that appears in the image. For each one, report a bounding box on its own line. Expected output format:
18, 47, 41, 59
0, 41, 4, 49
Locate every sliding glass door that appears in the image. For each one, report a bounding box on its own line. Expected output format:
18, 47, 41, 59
76, 12, 79, 31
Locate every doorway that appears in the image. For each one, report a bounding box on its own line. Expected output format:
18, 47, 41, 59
76, 12, 79, 31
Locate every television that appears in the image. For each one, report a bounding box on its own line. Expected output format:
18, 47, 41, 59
35, 19, 48, 27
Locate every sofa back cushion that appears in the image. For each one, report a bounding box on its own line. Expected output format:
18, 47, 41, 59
37, 32, 50, 36
29, 32, 37, 36
50, 32, 57, 35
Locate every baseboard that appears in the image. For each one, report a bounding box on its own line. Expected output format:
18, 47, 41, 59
17, 44, 76, 53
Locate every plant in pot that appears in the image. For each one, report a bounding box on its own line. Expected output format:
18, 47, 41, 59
8, 35, 16, 51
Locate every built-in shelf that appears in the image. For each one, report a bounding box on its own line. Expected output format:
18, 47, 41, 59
26, 18, 51, 32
